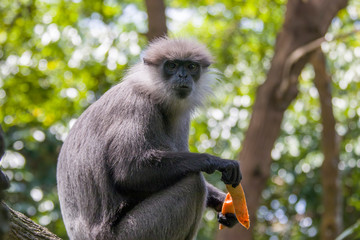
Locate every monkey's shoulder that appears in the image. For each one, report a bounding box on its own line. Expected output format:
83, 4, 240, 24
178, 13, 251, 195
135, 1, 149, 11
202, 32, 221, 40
63, 81, 186, 157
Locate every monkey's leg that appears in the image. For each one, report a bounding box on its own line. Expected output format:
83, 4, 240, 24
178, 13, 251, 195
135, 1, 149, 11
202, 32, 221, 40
115, 174, 206, 240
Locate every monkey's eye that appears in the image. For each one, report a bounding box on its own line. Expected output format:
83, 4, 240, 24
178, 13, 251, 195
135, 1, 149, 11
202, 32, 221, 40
165, 61, 178, 71
187, 62, 199, 72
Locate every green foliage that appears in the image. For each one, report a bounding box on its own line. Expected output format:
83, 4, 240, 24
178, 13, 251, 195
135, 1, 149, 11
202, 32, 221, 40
1, 0, 360, 239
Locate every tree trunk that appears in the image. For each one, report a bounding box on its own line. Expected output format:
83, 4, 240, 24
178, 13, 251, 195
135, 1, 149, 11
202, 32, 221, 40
144, 0, 167, 42
311, 49, 342, 240
217, 0, 348, 239
2, 202, 62, 240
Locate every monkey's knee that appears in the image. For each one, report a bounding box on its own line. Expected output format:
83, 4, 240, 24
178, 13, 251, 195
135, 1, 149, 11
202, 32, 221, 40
185, 173, 207, 200
114, 174, 206, 240
167, 173, 206, 206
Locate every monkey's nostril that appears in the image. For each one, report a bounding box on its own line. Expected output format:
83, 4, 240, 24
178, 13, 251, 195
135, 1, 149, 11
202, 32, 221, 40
178, 73, 188, 78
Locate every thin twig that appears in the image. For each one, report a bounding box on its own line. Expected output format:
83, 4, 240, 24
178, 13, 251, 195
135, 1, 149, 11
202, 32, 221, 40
276, 29, 360, 100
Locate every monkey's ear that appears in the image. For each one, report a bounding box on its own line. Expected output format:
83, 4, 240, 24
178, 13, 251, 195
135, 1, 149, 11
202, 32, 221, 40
142, 56, 157, 66
203, 63, 211, 68
143, 58, 153, 65
201, 60, 212, 68
140, 51, 154, 66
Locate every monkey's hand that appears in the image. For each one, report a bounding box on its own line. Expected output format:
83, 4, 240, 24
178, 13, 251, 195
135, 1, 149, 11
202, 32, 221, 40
203, 155, 241, 188
218, 160, 241, 188
204, 156, 241, 188
217, 212, 238, 228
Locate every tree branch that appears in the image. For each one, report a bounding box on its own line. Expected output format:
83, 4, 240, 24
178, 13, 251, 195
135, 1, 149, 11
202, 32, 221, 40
144, 0, 168, 42
277, 29, 360, 100
1, 127, 61, 239
2, 202, 62, 240
311, 49, 342, 240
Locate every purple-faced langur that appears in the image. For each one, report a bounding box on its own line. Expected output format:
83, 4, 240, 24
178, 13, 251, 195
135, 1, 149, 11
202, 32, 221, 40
57, 38, 241, 240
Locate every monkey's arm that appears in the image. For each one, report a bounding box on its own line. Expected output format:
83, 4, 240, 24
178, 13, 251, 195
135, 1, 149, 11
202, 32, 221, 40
206, 182, 239, 228
206, 182, 225, 212
112, 150, 241, 193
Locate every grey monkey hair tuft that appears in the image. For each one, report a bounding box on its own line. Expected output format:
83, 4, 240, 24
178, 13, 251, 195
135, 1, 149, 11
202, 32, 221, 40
142, 37, 214, 67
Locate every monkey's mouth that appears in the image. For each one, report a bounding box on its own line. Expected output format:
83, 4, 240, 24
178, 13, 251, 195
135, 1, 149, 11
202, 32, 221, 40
175, 85, 192, 99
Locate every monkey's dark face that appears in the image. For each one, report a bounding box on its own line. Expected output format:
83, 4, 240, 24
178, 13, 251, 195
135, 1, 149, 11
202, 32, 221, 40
163, 60, 201, 99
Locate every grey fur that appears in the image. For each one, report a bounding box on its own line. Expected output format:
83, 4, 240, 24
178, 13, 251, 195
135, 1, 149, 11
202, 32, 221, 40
57, 38, 241, 240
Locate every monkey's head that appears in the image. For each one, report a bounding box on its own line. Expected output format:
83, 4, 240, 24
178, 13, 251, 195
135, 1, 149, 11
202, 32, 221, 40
131, 38, 215, 111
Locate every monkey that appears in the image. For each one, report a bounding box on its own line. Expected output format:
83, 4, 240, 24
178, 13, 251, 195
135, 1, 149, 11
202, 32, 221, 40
57, 38, 241, 240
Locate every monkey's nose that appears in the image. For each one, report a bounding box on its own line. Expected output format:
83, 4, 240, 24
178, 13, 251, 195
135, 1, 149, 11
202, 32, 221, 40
178, 73, 188, 78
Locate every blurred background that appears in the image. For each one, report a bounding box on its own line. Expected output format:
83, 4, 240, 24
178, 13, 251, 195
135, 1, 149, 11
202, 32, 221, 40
0, 0, 360, 239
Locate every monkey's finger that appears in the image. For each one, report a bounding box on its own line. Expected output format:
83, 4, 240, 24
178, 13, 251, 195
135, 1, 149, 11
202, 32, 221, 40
220, 169, 232, 185
230, 167, 237, 185
224, 213, 239, 227
222, 169, 236, 186
231, 162, 241, 188
218, 213, 238, 228
225, 164, 236, 185
232, 168, 241, 188
217, 212, 229, 225
237, 168, 242, 186
205, 167, 216, 174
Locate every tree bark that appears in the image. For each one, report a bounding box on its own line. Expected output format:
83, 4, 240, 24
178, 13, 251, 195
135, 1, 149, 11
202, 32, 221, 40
144, 0, 168, 42
2, 202, 62, 240
311, 49, 342, 240
217, 0, 348, 239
